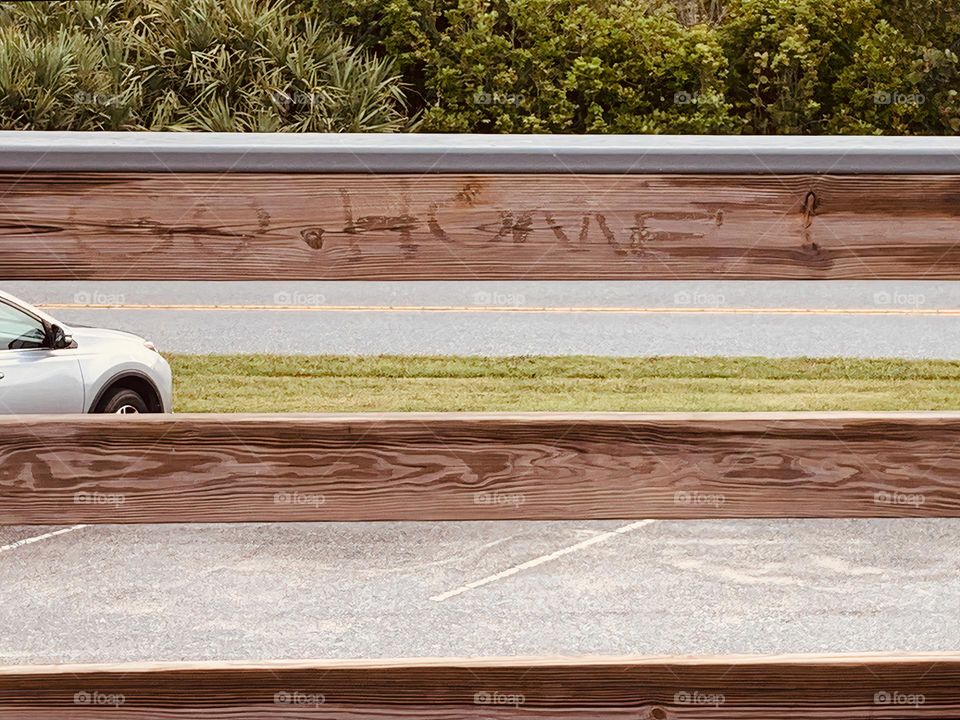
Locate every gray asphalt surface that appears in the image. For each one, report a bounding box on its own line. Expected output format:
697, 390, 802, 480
6, 280, 960, 357
2, 519, 959, 664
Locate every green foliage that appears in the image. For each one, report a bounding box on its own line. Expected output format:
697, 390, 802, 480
313, 0, 960, 134
315, 0, 736, 132
830, 15, 960, 135
2, 0, 958, 133
0, 0, 411, 131
829, 21, 960, 134
719, 0, 880, 133
721, 0, 960, 134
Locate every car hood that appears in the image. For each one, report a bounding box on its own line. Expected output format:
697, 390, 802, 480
69, 325, 146, 345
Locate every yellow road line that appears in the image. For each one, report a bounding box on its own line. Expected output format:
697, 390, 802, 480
37, 303, 960, 316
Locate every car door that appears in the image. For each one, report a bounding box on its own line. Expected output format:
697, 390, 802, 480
0, 299, 85, 413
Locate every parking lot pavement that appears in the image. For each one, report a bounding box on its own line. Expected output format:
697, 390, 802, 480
0, 526, 78, 553
3, 519, 958, 664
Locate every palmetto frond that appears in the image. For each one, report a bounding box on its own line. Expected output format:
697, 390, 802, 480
0, 0, 412, 131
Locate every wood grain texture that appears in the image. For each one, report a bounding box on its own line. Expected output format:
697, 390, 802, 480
1, 654, 959, 719
4, 173, 960, 279
3, 412, 960, 523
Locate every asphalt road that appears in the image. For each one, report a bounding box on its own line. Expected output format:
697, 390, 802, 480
6, 280, 960, 357
2, 519, 959, 664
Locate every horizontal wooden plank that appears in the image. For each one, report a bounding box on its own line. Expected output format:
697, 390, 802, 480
1, 653, 958, 718
3, 412, 960, 523
4, 173, 960, 279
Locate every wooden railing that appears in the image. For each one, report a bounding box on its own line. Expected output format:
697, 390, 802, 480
3, 132, 960, 718
4, 173, 960, 280
1, 654, 958, 719
3, 412, 959, 524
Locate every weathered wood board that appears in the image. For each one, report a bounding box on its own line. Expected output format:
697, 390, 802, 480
3, 412, 959, 523
1, 654, 958, 719
4, 173, 960, 279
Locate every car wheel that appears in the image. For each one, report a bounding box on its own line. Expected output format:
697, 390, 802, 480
95, 388, 150, 414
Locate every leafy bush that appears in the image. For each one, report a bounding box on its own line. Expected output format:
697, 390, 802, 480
828, 21, 960, 134
720, 0, 960, 134
315, 0, 960, 134
2, 0, 958, 133
0, 0, 411, 131
315, 0, 735, 132
718, 0, 880, 133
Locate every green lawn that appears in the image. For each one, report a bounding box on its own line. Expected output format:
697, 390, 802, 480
169, 354, 960, 413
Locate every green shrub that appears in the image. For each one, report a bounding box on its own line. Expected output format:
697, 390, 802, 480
3, 0, 958, 134
0, 0, 411, 131
315, 0, 960, 135
828, 21, 959, 134
718, 0, 879, 133
720, 0, 960, 134
314, 0, 736, 133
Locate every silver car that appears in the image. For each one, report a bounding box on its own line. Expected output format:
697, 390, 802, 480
0, 289, 172, 414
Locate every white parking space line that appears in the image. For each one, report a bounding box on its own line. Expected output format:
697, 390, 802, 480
429, 520, 657, 602
0, 525, 88, 554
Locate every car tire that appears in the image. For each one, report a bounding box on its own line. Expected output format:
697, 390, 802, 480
94, 388, 150, 414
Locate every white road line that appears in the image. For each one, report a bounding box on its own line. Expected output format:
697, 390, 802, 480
429, 520, 656, 602
0, 525, 88, 554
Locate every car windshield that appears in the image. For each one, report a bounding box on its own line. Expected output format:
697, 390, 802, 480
0, 301, 46, 350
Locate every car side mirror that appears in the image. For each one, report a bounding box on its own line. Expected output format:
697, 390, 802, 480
48, 324, 74, 350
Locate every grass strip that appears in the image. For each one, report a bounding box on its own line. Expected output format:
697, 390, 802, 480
169, 354, 960, 413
